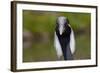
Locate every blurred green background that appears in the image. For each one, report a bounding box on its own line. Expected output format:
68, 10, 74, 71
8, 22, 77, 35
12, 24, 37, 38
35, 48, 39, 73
23, 10, 91, 62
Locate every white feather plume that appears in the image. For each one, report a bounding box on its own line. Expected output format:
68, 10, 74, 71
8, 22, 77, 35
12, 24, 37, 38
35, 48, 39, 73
70, 28, 75, 54
54, 32, 63, 59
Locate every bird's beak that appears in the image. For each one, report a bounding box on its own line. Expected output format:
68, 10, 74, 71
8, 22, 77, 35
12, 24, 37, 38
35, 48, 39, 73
59, 26, 64, 35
